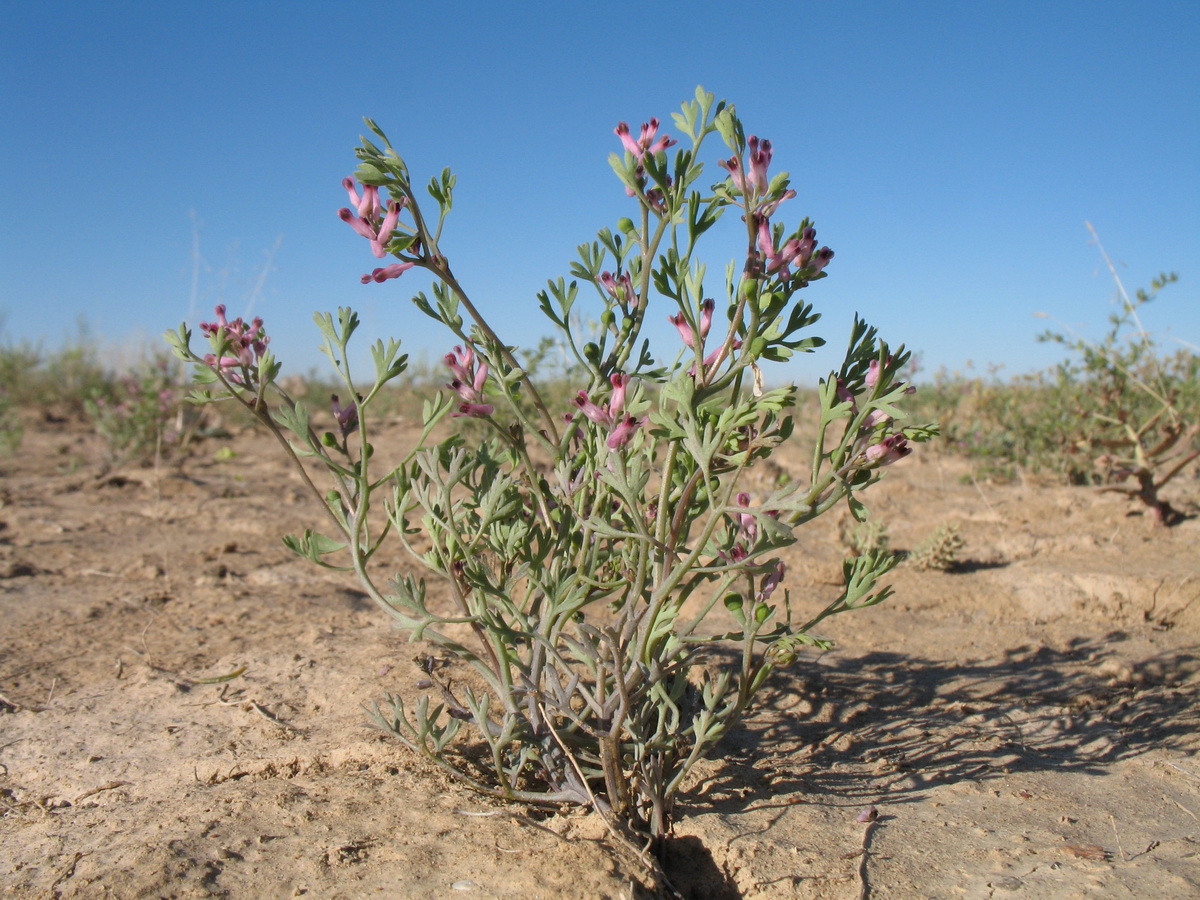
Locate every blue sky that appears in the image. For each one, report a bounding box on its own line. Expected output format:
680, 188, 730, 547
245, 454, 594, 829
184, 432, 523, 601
2, 1, 1197, 384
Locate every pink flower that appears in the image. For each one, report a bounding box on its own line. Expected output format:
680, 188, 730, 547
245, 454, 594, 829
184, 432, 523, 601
361, 262, 416, 284
698, 298, 714, 340
199, 304, 269, 382
445, 345, 475, 385
340, 177, 410, 275
758, 561, 786, 601
865, 359, 882, 391
669, 299, 714, 350
605, 413, 644, 450
746, 136, 773, 191
756, 189, 796, 218
669, 312, 696, 348
445, 345, 490, 413
718, 154, 747, 192
758, 220, 811, 278
370, 200, 403, 258
609, 373, 629, 415
599, 271, 636, 308
343, 177, 381, 219
809, 246, 834, 275
331, 394, 358, 436
339, 207, 378, 240
865, 434, 911, 466
736, 493, 757, 540
453, 402, 494, 419
862, 408, 891, 429
572, 373, 636, 445
573, 390, 612, 426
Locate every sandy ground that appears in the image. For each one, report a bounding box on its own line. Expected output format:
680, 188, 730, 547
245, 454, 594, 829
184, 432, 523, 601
2, 415, 1198, 899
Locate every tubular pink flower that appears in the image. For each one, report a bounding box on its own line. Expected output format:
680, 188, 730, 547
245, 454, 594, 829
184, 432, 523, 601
862, 408, 891, 429
453, 402, 494, 418
757, 218, 774, 258
865, 359, 881, 390
736, 493, 757, 540
757, 189, 796, 218
865, 434, 911, 465
359, 184, 381, 219
719, 544, 749, 564
668, 312, 696, 349
758, 220, 802, 276
609, 373, 629, 415
445, 345, 490, 410
573, 391, 612, 426
204, 353, 242, 369
615, 121, 641, 156
698, 299, 714, 341
369, 199, 403, 258
758, 561, 786, 601
809, 247, 834, 274
606, 414, 644, 450
746, 136, 773, 191
343, 177, 382, 219
795, 227, 817, 268
718, 155, 747, 192
332, 394, 359, 436
361, 262, 416, 284
445, 346, 474, 386
340, 207, 378, 241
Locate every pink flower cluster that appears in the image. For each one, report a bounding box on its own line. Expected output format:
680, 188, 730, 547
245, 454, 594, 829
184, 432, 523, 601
338, 177, 415, 284
669, 298, 740, 373
838, 358, 915, 467
715, 133, 835, 283
614, 119, 676, 159
614, 118, 677, 211
199, 305, 269, 384
757, 223, 834, 280
445, 345, 493, 418
598, 270, 636, 309
721, 493, 786, 599
572, 373, 644, 450
719, 135, 775, 193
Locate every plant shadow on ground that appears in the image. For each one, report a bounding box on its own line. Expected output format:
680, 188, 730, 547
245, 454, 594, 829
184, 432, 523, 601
659, 634, 1199, 897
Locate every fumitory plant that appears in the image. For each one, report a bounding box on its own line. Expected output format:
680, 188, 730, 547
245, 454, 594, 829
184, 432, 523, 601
167, 87, 935, 844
